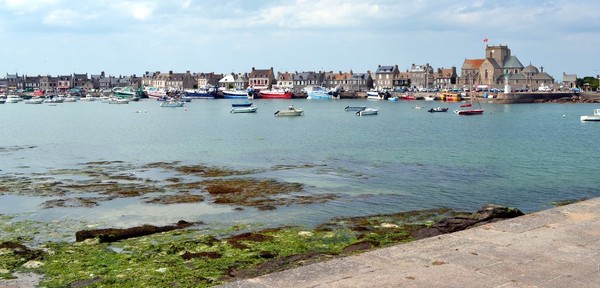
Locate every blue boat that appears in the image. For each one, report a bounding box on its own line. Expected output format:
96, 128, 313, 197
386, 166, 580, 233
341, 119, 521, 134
223, 89, 250, 99
182, 87, 217, 99
306, 86, 340, 99
231, 102, 253, 108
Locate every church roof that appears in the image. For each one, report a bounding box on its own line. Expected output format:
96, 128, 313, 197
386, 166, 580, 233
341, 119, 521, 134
523, 64, 539, 74
503, 56, 524, 69
462, 59, 485, 69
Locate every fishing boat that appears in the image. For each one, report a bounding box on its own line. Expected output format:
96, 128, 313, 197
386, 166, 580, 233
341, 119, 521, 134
306, 86, 339, 99
274, 105, 303, 116
146, 87, 168, 99
428, 107, 449, 113
366, 90, 383, 100
5, 94, 22, 103
356, 107, 379, 116
182, 87, 217, 99
160, 99, 184, 107
230, 105, 258, 113
580, 109, 600, 121
223, 89, 250, 99
112, 86, 136, 98
344, 106, 366, 111
259, 88, 293, 99
439, 92, 462, 102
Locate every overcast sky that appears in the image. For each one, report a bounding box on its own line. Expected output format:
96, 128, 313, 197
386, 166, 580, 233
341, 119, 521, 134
1, 0, 599, 80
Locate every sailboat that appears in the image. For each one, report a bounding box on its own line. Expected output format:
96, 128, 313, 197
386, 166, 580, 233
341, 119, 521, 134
454, 91, 484, 115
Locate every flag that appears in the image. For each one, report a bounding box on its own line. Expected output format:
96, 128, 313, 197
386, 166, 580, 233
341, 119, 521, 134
483, 38, 489, 42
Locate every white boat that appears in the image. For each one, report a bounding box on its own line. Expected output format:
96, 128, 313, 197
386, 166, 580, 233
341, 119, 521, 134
5, 95, 22, 103
63, 95, 78, 102
108, 98, 129, 104
306, 86, 339, 100
580, 109, 600, 121
160, 99, 184, 107
366, 90, 383, 100
274, 105, 303, 117
24, 98, 44, 104
356, 107, 379, 116
230, 105, 258, 113
223, 89, 250, 99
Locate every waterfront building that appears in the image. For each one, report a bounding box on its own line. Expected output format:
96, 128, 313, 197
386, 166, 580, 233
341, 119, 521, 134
196, 72, 222, 89
293, 71, 324, 93
219, 73, 249, 90
374, 65, 400, 91
459, 44, 554, 91
233, 73, 249, 90
90, 72, 106, 90
248, 67, 275, 90
347, 71, 374, 92
277, 72, 295, 90
72, 73, 88, 89
56, 75, 72, 93
433, 67, 457, 90
562, 73, 577, 89
409, 63, 434, 90
24, 75, 42, 91
324, 71, 351, 90
6, 73, 24, 91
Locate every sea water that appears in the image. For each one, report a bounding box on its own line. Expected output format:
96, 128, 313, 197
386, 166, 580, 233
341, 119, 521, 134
0, 99, 599, 231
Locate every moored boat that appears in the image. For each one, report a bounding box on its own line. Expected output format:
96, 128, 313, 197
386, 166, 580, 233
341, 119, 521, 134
344, 106, 366, 111
356, 107, 379, 116
108, 98, 129, 104
5, 94, 22, 103
306, 86, 339, 99
454, 103, 483, 115
259, 88, 293, 99
439, 92, 462, 102
231, 102, 253, 108
112, 86, 136, 98
160, 100, 184, 107
24, 98, 44, 104
230, 105, 258, 113
223, 89, 250, 99
580, 109, 600, 121
183, 87, 217, 99
428, 107, 449, 113
274, 105, 303, 116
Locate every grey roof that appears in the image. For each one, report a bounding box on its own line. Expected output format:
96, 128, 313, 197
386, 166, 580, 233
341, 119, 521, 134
503, 56, 524, 69
531, 72, 554, 81
376, 66, 396, 74
523, 64, 539, 74
508, 73, 527, 80
562, 74, 577, 82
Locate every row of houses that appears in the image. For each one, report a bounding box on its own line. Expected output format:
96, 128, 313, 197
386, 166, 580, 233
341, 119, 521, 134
0, 45, 581, 94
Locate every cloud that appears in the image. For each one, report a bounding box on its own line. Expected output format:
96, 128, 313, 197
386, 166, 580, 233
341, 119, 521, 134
111, 1, 157, 21
42, 9, 99, 27
4, 0, 60, 13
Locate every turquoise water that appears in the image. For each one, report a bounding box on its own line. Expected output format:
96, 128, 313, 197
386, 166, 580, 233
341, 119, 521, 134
1, 99, 599, 230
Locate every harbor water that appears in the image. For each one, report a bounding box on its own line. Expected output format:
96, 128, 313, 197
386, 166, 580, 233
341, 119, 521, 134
1, 99, 599, 235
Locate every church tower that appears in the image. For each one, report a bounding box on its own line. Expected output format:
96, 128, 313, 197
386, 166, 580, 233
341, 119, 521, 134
485, 45, 510, 64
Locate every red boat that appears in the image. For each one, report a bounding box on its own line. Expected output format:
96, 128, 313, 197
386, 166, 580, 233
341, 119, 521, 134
454, 103, 484, 115
259, 88, 293, 99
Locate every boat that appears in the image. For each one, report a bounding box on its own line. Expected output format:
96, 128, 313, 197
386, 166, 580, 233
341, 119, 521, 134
274, 105, 303, 116
454, 103, 484, 115
580, 109, 600, 121
424, 95, 435, 101
223, 89, 250, 99
259, 88, 293, 99
306, 86, 339, 100
183, 87, 217, 99
160, 99, 184, 107
108, 98, 129, 104
344, 106, 366, 111
388, 96, 399, 102
230, 105, 258, 113
112, 86, 136, 98
356, 107, 379, 116
146, 87, 168, 99
401, 93, 416, 100
63, 95, 78, 102
179, 96, 192, 102
366, 90, 383, 100
439, 92, 462, 102
428, 107, 449, 113
0, 98, 5, 104
24, 98, 44, 104
413, 105, 422, 110
231, 102, 253, 107
5, 94, 22, 103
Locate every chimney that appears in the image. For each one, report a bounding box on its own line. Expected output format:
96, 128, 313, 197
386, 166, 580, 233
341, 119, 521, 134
169, 70, 173, 75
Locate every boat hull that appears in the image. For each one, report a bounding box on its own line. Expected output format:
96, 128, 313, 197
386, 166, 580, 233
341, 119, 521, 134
223, 90, 250, 99
454, 109, 484, 115
580, 116, 600, 121
356, 108, 379, 116
275, 108, 303, 116
230, 106, 257, 113
259, 91, 293, 99
183, 91, 216, 99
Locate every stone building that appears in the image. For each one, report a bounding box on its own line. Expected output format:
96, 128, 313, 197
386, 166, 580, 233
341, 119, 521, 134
409, 63, 434, 90
248, 67, 275, 90
374, 65, 400, 90
459, 45, 554, 91
292, 71, 324, 92
433, 67, 457, 90
276, 72, 295, 90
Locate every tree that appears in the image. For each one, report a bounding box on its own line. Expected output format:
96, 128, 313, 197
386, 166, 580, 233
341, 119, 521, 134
577, 76, 599, 91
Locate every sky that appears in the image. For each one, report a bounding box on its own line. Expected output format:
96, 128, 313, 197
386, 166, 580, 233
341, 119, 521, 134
1, 0, 599, 81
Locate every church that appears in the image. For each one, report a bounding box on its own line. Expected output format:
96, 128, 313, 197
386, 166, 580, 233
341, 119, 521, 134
458, 45, 554, 91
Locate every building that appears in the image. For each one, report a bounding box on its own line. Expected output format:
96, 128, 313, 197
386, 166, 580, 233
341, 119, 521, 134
374, 65, 400, 90
196, 72, 222, 89
562, 73, 577, 89
459, 44, 554, 91
292, 71, 324, 92
248, 67, 275, 90
433, 67, 457, 90
409, 63, 434, 90
276, 72, 295, 90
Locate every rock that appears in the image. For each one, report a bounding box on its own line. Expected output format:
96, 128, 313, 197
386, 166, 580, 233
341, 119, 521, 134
75, 220, 194, 243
